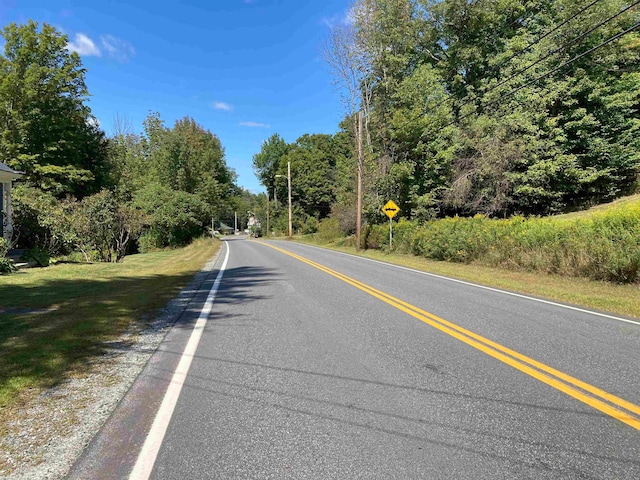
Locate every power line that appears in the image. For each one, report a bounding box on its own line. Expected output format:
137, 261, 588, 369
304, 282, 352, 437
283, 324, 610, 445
485, 0, 640, 97
419, 0, 608, 115
497, 0, 606, 71
450, 20, 640, 127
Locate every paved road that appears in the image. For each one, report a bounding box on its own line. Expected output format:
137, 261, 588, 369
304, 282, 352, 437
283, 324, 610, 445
71, 237, 640, 479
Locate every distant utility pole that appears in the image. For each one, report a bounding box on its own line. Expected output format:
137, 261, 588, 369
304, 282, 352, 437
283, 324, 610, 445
287, 161, 292, 238
356, 110, 363, 252
234, 211, 237, 233
266, 190, 270, 237
275, 162, 293, 238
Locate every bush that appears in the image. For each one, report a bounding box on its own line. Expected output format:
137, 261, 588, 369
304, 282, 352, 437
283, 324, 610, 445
138, 230, 164, 253
364, 224, 388, 250
134, 183, 209, 248
0, 237, 8, 256
22, 247, 50, 267
316, 217, 343, 242
11, 185, 76, 254
0, 238, 16, 274
360, 197, 640, 283
330, 203, 357, 235
73, 190, 144, 262
301, 216, 319, 235
0, 256, 16, 274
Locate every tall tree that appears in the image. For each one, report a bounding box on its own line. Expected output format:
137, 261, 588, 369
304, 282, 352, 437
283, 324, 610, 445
344, 0, 640, 218
141, 113, 237, 216
252, 133, 289, 197
0, 21, 108, 197
279, 133, 348, 220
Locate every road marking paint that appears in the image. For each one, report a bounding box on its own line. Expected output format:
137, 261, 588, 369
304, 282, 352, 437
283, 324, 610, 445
129, 242, 230, 480
261, 242, 640, 431
293, 241, 640, 327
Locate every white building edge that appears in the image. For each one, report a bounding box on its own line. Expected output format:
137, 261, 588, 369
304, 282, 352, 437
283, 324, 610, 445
0, 161, 24, 242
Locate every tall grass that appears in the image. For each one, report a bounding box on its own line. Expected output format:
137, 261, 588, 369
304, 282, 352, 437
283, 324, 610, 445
362, 197, 640, 284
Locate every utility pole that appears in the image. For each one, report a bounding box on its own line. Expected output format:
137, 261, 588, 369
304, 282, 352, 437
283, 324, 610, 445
234, 211, 237, 234
287, 161, 292, 239
275, 163, 293, 238
356, 110, 363, 252
266, 190, 270, 237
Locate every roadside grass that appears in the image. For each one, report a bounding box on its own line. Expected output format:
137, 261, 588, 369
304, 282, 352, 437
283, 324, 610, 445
293, 237, 640, 320
555, 193, 640, 220
0, 237, 220, 410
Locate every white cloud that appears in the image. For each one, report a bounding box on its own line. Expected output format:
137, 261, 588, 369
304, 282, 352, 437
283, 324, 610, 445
321, 10, 353, 29
239, 121, 270, 128
67, 33, 101, 56
213, 102, 233, 111
101, 35, 135, 62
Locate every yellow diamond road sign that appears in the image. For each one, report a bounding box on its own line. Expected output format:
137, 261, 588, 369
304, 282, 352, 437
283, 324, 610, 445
382, 200, 400, 219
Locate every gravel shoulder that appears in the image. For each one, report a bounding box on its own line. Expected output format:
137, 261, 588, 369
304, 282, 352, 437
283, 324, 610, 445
0, 252, 220, 480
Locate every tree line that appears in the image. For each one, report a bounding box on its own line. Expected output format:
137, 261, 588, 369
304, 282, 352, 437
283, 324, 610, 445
255, 0, 639, 237
1, 21, 250, 265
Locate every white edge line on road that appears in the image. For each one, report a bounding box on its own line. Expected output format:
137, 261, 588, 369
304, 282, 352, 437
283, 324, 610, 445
282, 241, 640, 327
129, 242, 230, 480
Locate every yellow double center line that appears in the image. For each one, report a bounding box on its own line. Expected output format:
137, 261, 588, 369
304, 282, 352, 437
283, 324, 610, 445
261, 242, 640, 431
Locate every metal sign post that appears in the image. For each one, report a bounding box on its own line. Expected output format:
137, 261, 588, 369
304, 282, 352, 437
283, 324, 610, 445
382, 200, 400, 251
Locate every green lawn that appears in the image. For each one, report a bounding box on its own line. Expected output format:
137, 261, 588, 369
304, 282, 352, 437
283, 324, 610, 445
0, 238, 220, 409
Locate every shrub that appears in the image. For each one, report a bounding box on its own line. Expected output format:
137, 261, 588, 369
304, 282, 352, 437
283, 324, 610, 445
72, 190, 144, 262
0, 256, 16, 274
363, 197, 640, 283
11, 185, 76, 254
330, 203, 356, 235
316, 217, 343, 242
301, 216, 319, 235
22, 247, 50, 267
138, 230, 164, 253
364, 224, 388, 250
0, 238, 16, 274
134, 183, 209, 248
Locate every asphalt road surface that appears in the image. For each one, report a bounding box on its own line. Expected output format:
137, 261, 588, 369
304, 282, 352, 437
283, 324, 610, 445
71, 237, 640, 479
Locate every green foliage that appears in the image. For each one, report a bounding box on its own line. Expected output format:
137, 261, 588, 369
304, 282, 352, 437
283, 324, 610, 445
0, 238, 16, 274
72, 190, 145, 263
13, 186, 144, 263
0, 257, 16, 274
278, 133, 351, 220
253, 134, 288, 200
342, 0, 640, 219
1, 23, 242, 260
137, 230, 164, 253
11, 185, 76, 254
301, 216, 319, 235
363, 198, 640, 283
21, 247, 50, 267
0, 21, 109, 197
133, 183, 210, 248
316, 217, 343, 242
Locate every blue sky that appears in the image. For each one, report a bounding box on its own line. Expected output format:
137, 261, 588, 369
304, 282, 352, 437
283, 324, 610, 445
0, 0, 353, 193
